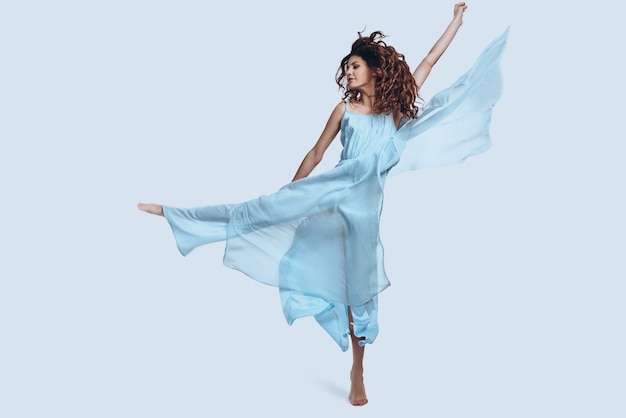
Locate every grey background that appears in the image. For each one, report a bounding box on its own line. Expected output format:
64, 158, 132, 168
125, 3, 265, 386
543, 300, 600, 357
1, 0, 624, 416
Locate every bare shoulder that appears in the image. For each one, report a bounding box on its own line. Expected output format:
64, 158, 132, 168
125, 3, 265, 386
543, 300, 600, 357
332, 101, 346, 116
327, 101, 346, 124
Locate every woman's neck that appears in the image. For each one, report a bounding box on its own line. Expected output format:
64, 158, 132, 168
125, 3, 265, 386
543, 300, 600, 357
357, 88, 376, 110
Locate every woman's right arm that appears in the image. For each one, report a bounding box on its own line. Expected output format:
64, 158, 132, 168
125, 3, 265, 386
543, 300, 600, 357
292, 102, 344, 181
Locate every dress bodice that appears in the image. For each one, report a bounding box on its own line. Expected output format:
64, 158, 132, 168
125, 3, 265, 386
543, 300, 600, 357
339, 109, 398, 161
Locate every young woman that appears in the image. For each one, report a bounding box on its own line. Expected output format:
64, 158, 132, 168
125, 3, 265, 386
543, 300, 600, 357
138, 3, 507, 406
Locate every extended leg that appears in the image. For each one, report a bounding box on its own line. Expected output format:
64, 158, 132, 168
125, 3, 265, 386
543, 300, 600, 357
137, 203, 164, 216
348, 308, 368, 406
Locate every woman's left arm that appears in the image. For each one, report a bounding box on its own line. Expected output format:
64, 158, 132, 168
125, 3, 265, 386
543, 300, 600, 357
291, 102, 344, 181
412, 2, 467, 91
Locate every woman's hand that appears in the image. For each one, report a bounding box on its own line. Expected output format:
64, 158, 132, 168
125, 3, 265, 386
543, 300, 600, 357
453, 2, 468, 24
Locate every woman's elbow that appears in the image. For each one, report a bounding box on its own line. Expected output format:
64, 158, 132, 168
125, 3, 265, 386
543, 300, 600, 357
309, 149, 324, 165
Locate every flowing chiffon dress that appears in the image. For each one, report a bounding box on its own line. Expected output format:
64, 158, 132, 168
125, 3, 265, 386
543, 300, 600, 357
162, 29, 508, 351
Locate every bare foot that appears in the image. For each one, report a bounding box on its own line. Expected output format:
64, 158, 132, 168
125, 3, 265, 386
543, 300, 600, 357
137, 203, 164, 216
349, 368, 368, 406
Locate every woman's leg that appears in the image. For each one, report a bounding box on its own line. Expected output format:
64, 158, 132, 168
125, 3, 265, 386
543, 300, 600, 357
348, 308, 368, 406
137, 203, 164, 216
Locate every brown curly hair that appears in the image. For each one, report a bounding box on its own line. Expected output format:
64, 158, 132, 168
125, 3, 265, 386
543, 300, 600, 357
336, 31, 421, 119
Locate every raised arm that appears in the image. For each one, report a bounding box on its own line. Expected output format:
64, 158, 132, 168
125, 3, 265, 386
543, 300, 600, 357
412, 2, 467, 91
292, 102, 344, 181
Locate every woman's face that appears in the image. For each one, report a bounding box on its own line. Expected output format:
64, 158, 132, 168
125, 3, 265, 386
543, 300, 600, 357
346, 55, 376, 91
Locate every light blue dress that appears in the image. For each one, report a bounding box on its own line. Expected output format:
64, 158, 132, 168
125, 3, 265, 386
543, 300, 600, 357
163, 29, 508, 351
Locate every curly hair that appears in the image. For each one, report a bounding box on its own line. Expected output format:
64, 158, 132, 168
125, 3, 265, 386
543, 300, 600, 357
336, 31, 421, 119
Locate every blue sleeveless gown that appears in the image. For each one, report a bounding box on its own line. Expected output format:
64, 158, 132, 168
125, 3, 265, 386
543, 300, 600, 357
162, 29, 508, 351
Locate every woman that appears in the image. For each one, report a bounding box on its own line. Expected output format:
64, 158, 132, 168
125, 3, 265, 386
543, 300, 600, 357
139, 2, 507, 406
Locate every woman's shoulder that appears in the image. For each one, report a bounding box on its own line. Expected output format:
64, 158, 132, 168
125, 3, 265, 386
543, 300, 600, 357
330, 101, 347, 119
335, 101, 348, 112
